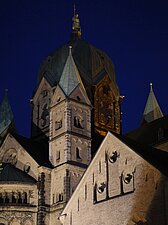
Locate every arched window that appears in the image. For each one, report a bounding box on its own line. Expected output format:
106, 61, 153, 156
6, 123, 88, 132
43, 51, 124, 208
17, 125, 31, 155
18, 192, 22, 204
4, 193, 9, 203
55, 119, 62, 130
56, 193, 63, 203
23, 192, 27, 204
0, 194, 3, 203
58, 193, 63, 202
12, 192, 16, 203
74, 116, 84, 129
56, 150, 60, 161
76, 147, 81, 160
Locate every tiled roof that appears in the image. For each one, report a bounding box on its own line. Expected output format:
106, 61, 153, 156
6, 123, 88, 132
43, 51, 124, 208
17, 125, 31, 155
126, 115, 168, 146
119, 133, 168, 177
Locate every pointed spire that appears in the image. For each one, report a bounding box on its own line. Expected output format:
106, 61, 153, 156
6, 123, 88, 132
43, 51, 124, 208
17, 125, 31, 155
142, 83, 163, 124
72, 4, 81, 39
0, 90, 14, 135
59, 46, 84, 96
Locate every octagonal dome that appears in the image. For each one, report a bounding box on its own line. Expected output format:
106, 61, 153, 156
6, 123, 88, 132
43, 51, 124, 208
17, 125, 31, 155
38, 38, 119, 98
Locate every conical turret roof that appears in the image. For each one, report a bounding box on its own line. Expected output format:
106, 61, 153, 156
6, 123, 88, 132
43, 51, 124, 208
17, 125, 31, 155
0, 90, 14, 135
142, 83, 163, 124
59, 46, 84, 96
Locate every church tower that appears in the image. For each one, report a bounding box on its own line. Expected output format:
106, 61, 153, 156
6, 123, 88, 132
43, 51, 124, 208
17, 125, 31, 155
28, 13, 122, 223
49, 46, 91, 167
48, 46, 91, 223
32, 14, 122, 142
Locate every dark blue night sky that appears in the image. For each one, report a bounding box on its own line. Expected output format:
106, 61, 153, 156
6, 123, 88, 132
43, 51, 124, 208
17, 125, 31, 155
0, 0, 168, 137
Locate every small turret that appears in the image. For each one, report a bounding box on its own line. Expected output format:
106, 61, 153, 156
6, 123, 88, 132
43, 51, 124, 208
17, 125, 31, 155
0, 90, 15, 139
142, 83, 163, 124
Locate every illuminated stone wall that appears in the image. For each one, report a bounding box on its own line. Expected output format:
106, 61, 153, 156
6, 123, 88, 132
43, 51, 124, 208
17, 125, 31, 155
60, 132, 167, 225
94, 75, 121, 136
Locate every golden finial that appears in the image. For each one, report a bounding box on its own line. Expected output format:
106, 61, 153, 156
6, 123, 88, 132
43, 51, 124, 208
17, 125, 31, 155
72, 4, 81, 38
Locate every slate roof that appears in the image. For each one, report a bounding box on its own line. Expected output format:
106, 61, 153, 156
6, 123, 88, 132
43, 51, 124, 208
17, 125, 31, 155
59, 46, 83, 96
0, 163, 36, 183
111, 131, 168, 178
38, 38, 119, 101
142, 83, 163, 124
126, 115, 168, 146
12, 133, 52, 168
93, 121, 168, 177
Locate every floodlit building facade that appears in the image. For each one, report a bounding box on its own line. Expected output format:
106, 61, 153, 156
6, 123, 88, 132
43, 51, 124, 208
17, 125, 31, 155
0, 13, 168, 225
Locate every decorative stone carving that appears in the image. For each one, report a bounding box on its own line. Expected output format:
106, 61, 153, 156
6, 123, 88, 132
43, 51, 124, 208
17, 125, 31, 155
24, 163, 31, 173
97, 182, 106, 193
0, 211, 33, 225
123, 173, 133, 184
2, 148, 17, 165
108, 151, 120, 163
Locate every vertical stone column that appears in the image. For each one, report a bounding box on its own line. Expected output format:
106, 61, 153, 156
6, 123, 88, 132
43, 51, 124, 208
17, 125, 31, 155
64, 134, 71, 161
64, 169, 71, 202
37, 172, 46, 225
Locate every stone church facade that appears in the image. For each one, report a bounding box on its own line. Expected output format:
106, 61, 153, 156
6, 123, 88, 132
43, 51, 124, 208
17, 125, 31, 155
0, 13, 168, 225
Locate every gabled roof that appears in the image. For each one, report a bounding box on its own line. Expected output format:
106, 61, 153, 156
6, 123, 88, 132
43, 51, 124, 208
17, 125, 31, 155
11, 133, 52, 168
126, 115, 168, 146
0, 163, 36, 183
114, 131, 168, 177
142, 83, 163, 124
93, 130, 168, 178
0, 91, 14, 135
60, 131, 168, 220
59, 46, 84, 96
